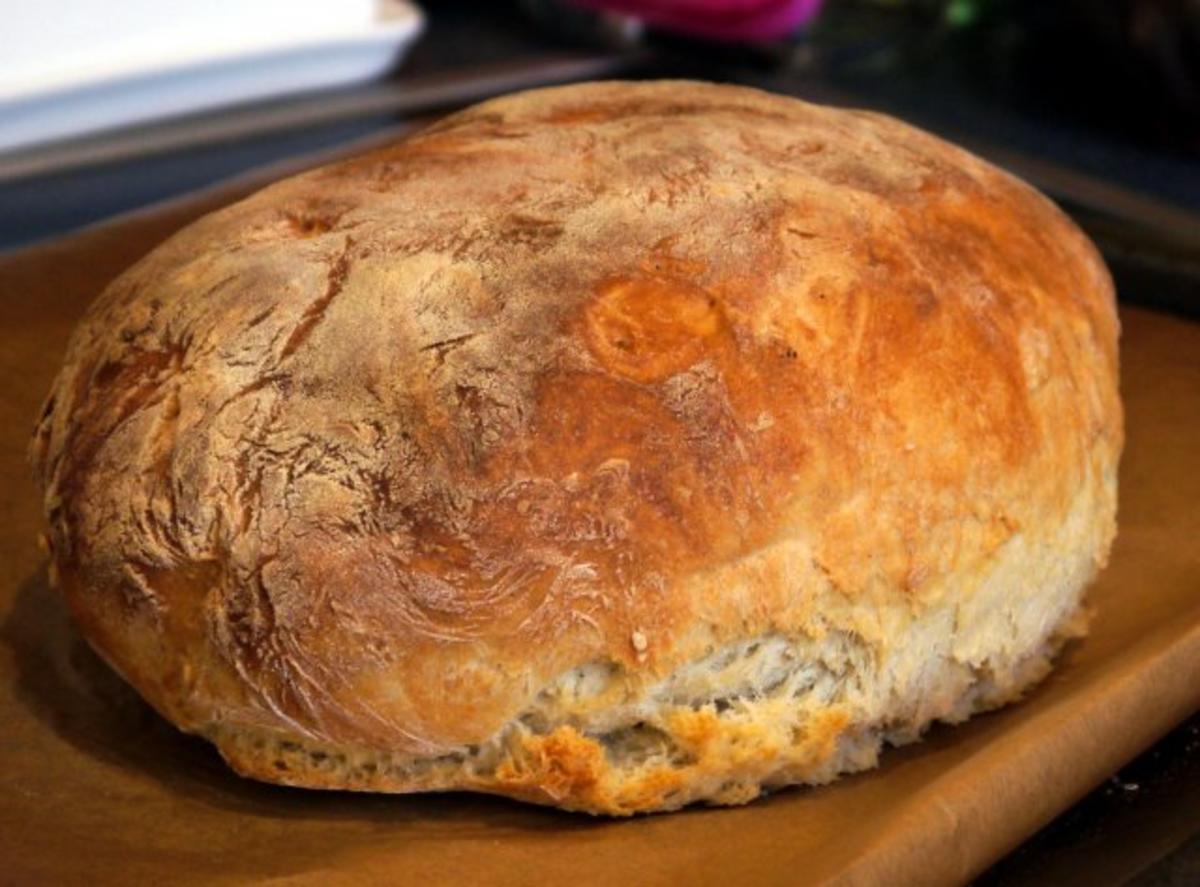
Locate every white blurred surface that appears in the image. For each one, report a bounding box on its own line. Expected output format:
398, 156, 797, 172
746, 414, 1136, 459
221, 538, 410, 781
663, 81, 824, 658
0, 0, 423, 152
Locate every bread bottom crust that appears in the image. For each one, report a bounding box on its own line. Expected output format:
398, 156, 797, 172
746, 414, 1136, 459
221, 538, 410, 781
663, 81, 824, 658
201, 476, 1108, 815
205, 602, 1088, 815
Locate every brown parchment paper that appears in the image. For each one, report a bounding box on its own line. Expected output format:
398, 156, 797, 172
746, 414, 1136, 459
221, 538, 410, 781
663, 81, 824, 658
1, 146, 1198, 887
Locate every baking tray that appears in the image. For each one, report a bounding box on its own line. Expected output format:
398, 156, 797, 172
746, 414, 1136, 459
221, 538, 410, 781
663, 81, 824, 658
1, 147, 1197, 887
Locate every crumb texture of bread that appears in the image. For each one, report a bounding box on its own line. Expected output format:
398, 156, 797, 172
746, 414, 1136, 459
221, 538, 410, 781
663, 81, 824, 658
31, 80, 1121, 814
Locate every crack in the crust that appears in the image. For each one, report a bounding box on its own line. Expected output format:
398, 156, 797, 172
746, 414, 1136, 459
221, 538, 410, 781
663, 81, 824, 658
420, 331, 479, 353
810, 556, 844, 595
208, 373, 290, 429
122, 560, 166, 616
245, 306, 277, 329
58, 346, 187, 493
278, 239, 354, 362
785, 227, 819, 240
421, 331, 481, 373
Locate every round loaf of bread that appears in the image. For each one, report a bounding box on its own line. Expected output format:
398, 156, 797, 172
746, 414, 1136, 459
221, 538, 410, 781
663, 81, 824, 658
31, 81, 1122, 815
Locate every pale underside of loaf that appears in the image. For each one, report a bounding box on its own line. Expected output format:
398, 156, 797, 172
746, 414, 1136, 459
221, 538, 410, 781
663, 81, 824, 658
206, 477, 1103, 815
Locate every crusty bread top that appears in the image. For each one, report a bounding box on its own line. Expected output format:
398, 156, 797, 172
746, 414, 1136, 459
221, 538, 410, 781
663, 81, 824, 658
31, 81, 1121, 757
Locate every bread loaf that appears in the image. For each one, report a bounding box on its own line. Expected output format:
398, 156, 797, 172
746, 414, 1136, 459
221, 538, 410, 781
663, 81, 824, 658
31, 81, 1122, 814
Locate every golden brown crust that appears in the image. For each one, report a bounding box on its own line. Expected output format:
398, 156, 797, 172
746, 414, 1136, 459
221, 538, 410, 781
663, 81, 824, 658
31, 81, 1121, 814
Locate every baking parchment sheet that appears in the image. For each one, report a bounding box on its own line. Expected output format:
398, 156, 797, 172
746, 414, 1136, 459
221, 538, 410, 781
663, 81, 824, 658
1, 147, 1197, 886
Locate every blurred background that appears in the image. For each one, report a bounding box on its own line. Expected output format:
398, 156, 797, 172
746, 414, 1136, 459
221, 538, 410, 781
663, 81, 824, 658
0, 8, 1196, 220
0, 2, 1197, 881
2, 0, 1199, 315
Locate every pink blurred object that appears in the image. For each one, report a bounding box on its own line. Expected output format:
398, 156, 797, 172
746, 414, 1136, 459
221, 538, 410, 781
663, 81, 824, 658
567, 0, 824, 42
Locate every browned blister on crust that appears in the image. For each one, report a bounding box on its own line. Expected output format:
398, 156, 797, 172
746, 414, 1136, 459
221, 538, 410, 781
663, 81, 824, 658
31, 81, 1122, 814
